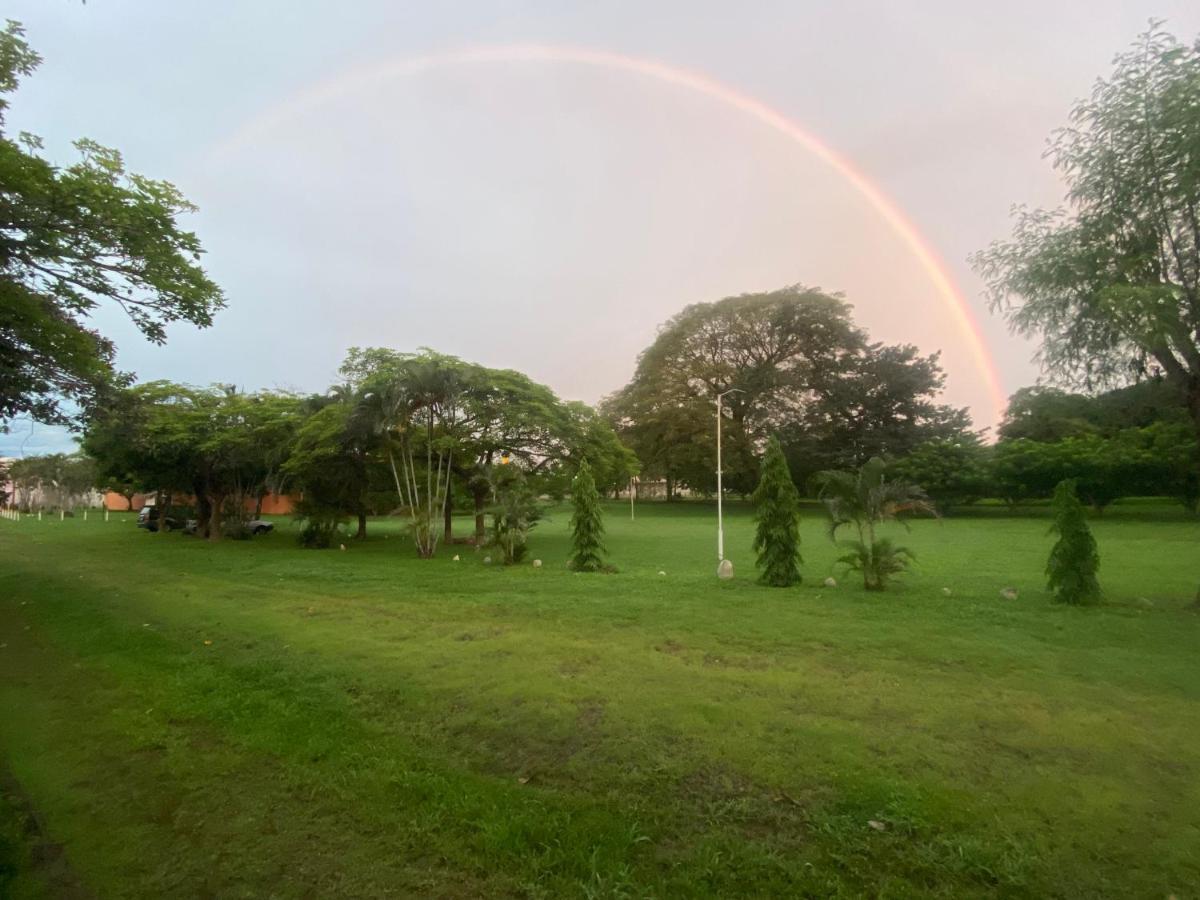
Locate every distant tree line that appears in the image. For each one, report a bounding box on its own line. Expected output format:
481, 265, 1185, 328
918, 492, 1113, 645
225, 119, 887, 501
79, 349, 638, 548
891, 382, 1198, 513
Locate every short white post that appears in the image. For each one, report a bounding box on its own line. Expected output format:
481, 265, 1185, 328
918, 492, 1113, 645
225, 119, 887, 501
60, 509, 65, 522
105, 509, 110, 522
84, 509, 88, 521
38, 510, 42, 521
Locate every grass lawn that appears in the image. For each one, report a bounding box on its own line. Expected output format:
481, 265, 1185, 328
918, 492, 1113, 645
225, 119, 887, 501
1, 501, 1199, 897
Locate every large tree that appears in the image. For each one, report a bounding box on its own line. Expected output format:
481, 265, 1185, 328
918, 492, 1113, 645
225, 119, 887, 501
344, 347, 635, 546
84, 382, 302, 540
972, 25, 1200, 442
0, 22, 223, 429
605, 286, 970, 494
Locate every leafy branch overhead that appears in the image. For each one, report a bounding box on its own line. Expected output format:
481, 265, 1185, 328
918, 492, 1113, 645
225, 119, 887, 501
0, 20, 223, 427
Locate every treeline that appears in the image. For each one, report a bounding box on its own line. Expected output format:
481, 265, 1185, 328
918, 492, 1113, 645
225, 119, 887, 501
600, 287, 1197, 513
2, 454, 98, 512
82, 349, 637, 547
892, 383, 1198, 512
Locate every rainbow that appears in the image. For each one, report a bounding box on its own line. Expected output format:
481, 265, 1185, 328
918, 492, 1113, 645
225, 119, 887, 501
211, 44, 1006, 420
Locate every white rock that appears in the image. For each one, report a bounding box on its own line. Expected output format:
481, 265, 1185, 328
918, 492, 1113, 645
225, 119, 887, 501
658, 570, 667, 576
339, 543, 346, 551
823, 577, 837, 588
483, 556, 493, 565
452, 554, 460, 561
717, 559, 734, 580
868, 819, 887, 832
941, 587, 953, 597
999, 587, 1018, 601
532, 559, 542, 568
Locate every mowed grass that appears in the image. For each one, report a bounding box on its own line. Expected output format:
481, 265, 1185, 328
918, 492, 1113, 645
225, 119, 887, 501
1, 501, 1198, 898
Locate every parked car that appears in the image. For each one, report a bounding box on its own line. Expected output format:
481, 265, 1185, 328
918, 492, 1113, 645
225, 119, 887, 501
180, 518, 274, 536
136, 506, 182, 532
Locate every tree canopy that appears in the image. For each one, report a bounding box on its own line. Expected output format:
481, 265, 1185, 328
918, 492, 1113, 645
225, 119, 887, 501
604, 286, 971, 494
972, 25, 1200, 438
0, 21, 223, 429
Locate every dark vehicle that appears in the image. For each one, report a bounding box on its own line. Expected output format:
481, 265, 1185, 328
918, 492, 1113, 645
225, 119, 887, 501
136, 506, 181, 532
180, 518, 274, 536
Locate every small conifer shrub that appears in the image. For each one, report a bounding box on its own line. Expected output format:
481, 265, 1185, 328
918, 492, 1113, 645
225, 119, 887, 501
1046, 478, 1101, 605
569, 461, 606, 572
751, 436, 803, 586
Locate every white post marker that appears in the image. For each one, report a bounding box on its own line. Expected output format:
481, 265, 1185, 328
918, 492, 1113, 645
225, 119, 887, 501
60, 509, 65, 522
38, 510, 42, 522
629, 477, 635, 521
105, 509, 110, 522
84, 509, 88, 521
715, 387, 743, 577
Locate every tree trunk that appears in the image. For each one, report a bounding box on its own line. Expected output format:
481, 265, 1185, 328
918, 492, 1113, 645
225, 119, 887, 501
444, 481, 453, 544
208, 495, 224, 542
666, 476, 675, 502
193, 477, 212, 538
254, 491, 265, 519
356, 511, 367, 540
154, 489, 167, 534
473, 488, 486, 543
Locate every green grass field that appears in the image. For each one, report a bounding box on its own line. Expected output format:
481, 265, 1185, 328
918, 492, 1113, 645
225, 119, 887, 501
1, 501, 1199, 897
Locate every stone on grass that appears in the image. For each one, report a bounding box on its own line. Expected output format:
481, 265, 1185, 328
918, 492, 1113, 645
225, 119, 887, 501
658, 570, 667, 576
941, 587, 953, 597
867, 819, 887, 832
452, 554, 460, 561
717, 559, 734, 580
483, 556, 493, 565
532, 559, 542, 568
823, 576, 837, 588
999, 587, 1018, 601
339, 543, 346, 552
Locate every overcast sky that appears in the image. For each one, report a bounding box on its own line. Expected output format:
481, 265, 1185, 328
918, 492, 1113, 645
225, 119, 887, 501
5, 0, 1200, 456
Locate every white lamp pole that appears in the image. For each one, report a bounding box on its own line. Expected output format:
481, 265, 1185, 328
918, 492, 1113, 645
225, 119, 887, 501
715, 388, 743, 563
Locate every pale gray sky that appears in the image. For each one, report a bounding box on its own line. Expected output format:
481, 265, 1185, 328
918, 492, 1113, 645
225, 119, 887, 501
6, 0, 1200, 455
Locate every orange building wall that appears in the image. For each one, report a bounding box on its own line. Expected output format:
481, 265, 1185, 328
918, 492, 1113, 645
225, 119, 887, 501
252, 493, 297, 515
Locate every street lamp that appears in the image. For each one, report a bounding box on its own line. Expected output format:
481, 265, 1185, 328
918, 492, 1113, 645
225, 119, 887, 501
715, 387, 743, 576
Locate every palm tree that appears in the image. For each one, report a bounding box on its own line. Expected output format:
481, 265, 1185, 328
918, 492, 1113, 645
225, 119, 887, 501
355, 352, 473, 558
813, 457, 936, 591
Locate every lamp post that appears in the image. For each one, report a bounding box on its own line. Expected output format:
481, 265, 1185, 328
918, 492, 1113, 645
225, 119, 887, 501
715, 388, 743, 571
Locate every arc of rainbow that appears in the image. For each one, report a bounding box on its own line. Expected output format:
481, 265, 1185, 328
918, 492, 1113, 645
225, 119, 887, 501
211, 44, 1006, 419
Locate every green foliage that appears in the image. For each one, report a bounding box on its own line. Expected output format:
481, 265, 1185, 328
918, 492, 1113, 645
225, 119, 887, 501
293, 496, 347, 549
1046, 479, 1102, 605
998, 382, 1189, 442
604, 286, 972, 496
972, 24, 1200, 438
283, 400, 375, 536
751, 437, 802, 586
0, 22, 223, 427
991, 425, 1199, 511
486, 466, 541, 564
83, 382, 303, 540
835, 537, 914, 590
815, 457, 936, 591
346, 348, 630, 554
890, 437, 990, 512
568, 461, 606, 572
